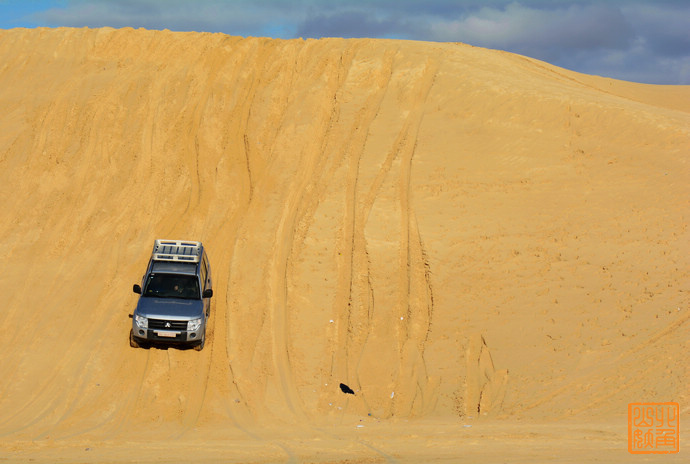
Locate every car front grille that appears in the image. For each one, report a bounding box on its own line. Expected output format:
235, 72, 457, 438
148, 319, 188, 330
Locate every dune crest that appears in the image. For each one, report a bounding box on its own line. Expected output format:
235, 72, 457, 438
0, 27, 688, 462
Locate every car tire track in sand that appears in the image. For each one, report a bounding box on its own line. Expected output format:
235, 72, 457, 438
212, 39, 280, 424
172, 316, 216, 438
165, 37, 281, 438
391, 57, 439, 417
256, 42, 408, 463
519, 310, 690, 416
344, 56, 439, 418
0, 38, 195, 435
289, 45, 398, 415
82, 348, 153, 439
222, 38, 359, 422
278, 42, 407, 463
101, 36, 278, 439
223, 47, 300, 422
264, 39, 361, 422
0, 249, 144, 439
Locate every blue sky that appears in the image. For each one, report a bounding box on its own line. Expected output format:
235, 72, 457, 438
1, 0, 688, 85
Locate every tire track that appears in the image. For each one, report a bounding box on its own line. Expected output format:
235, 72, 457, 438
46, 240, 207, 439
138, 32, 273, 427
223, 37, 277, 205
217, 39, 280, 417
0, 246, 137, 438
521, 311, 690, 415
72, 347, 153, 440
347, 55, 439, 417
393, 58, 439, 416
172, 312, 216, 438
316, 46, 398, 410
277, 42, 403, 421
171, 37, 280, 435
266, 39, 357, 421
178, 36, 232, 217
0, 42, 171, 434
223, 41, 304, 421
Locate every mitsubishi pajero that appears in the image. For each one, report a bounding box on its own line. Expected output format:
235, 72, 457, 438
130, 240, 213, 351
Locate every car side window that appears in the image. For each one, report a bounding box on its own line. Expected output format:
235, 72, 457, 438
205, 255, 211, 284
200, 256, 208, 290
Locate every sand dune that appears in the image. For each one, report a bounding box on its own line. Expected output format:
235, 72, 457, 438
0, 27, 688, 462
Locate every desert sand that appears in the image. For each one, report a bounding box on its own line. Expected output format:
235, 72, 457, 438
0, 27, 688, 463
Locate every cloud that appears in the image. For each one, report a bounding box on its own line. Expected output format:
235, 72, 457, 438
295, 9, 418, 39
420, 1, 690, 84
428, 3, 635, 61
623, 3, 690, 57
31, 0, 284, 36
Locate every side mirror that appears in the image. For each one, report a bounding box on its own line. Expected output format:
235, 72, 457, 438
133, 284, 142, 294
202, 289, 213, 298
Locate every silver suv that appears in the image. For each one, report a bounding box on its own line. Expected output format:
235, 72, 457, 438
130, 240, 213, 351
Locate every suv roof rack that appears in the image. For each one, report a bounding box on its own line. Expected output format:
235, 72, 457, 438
152, 239, 202, 263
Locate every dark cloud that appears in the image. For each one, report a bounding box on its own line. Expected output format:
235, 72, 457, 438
31, 0, 281, 37
296, 10, 402, 39
623, 4, 690, 57
425, 3, 635, 60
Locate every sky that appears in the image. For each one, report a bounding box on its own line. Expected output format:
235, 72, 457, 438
0, 0, 688, 85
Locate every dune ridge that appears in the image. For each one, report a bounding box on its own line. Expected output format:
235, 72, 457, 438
0, 27, 688, 462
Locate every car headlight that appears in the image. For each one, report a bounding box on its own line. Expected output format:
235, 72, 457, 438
135, 314, 148, 329
187, 318, 202, 331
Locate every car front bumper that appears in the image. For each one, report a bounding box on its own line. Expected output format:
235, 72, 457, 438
131, 320, 204, 345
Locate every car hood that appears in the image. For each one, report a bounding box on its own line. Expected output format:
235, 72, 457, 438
135, 297, 204, 320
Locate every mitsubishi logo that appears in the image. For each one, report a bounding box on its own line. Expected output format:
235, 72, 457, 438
165, 322, 171, 328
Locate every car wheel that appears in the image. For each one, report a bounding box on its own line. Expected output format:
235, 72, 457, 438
129, 329, 140, 348
194, 332, 205, 351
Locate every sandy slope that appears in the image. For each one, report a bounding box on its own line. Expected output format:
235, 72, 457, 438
0, 27, 688, 463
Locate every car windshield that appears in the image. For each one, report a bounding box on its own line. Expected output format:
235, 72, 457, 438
143, 273, 200, 300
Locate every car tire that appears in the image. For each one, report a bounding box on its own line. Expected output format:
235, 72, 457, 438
194, 332, 205, 351
129, 329, 140, 348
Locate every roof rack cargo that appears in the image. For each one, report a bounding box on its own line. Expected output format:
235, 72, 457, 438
152, 239, 202, 263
